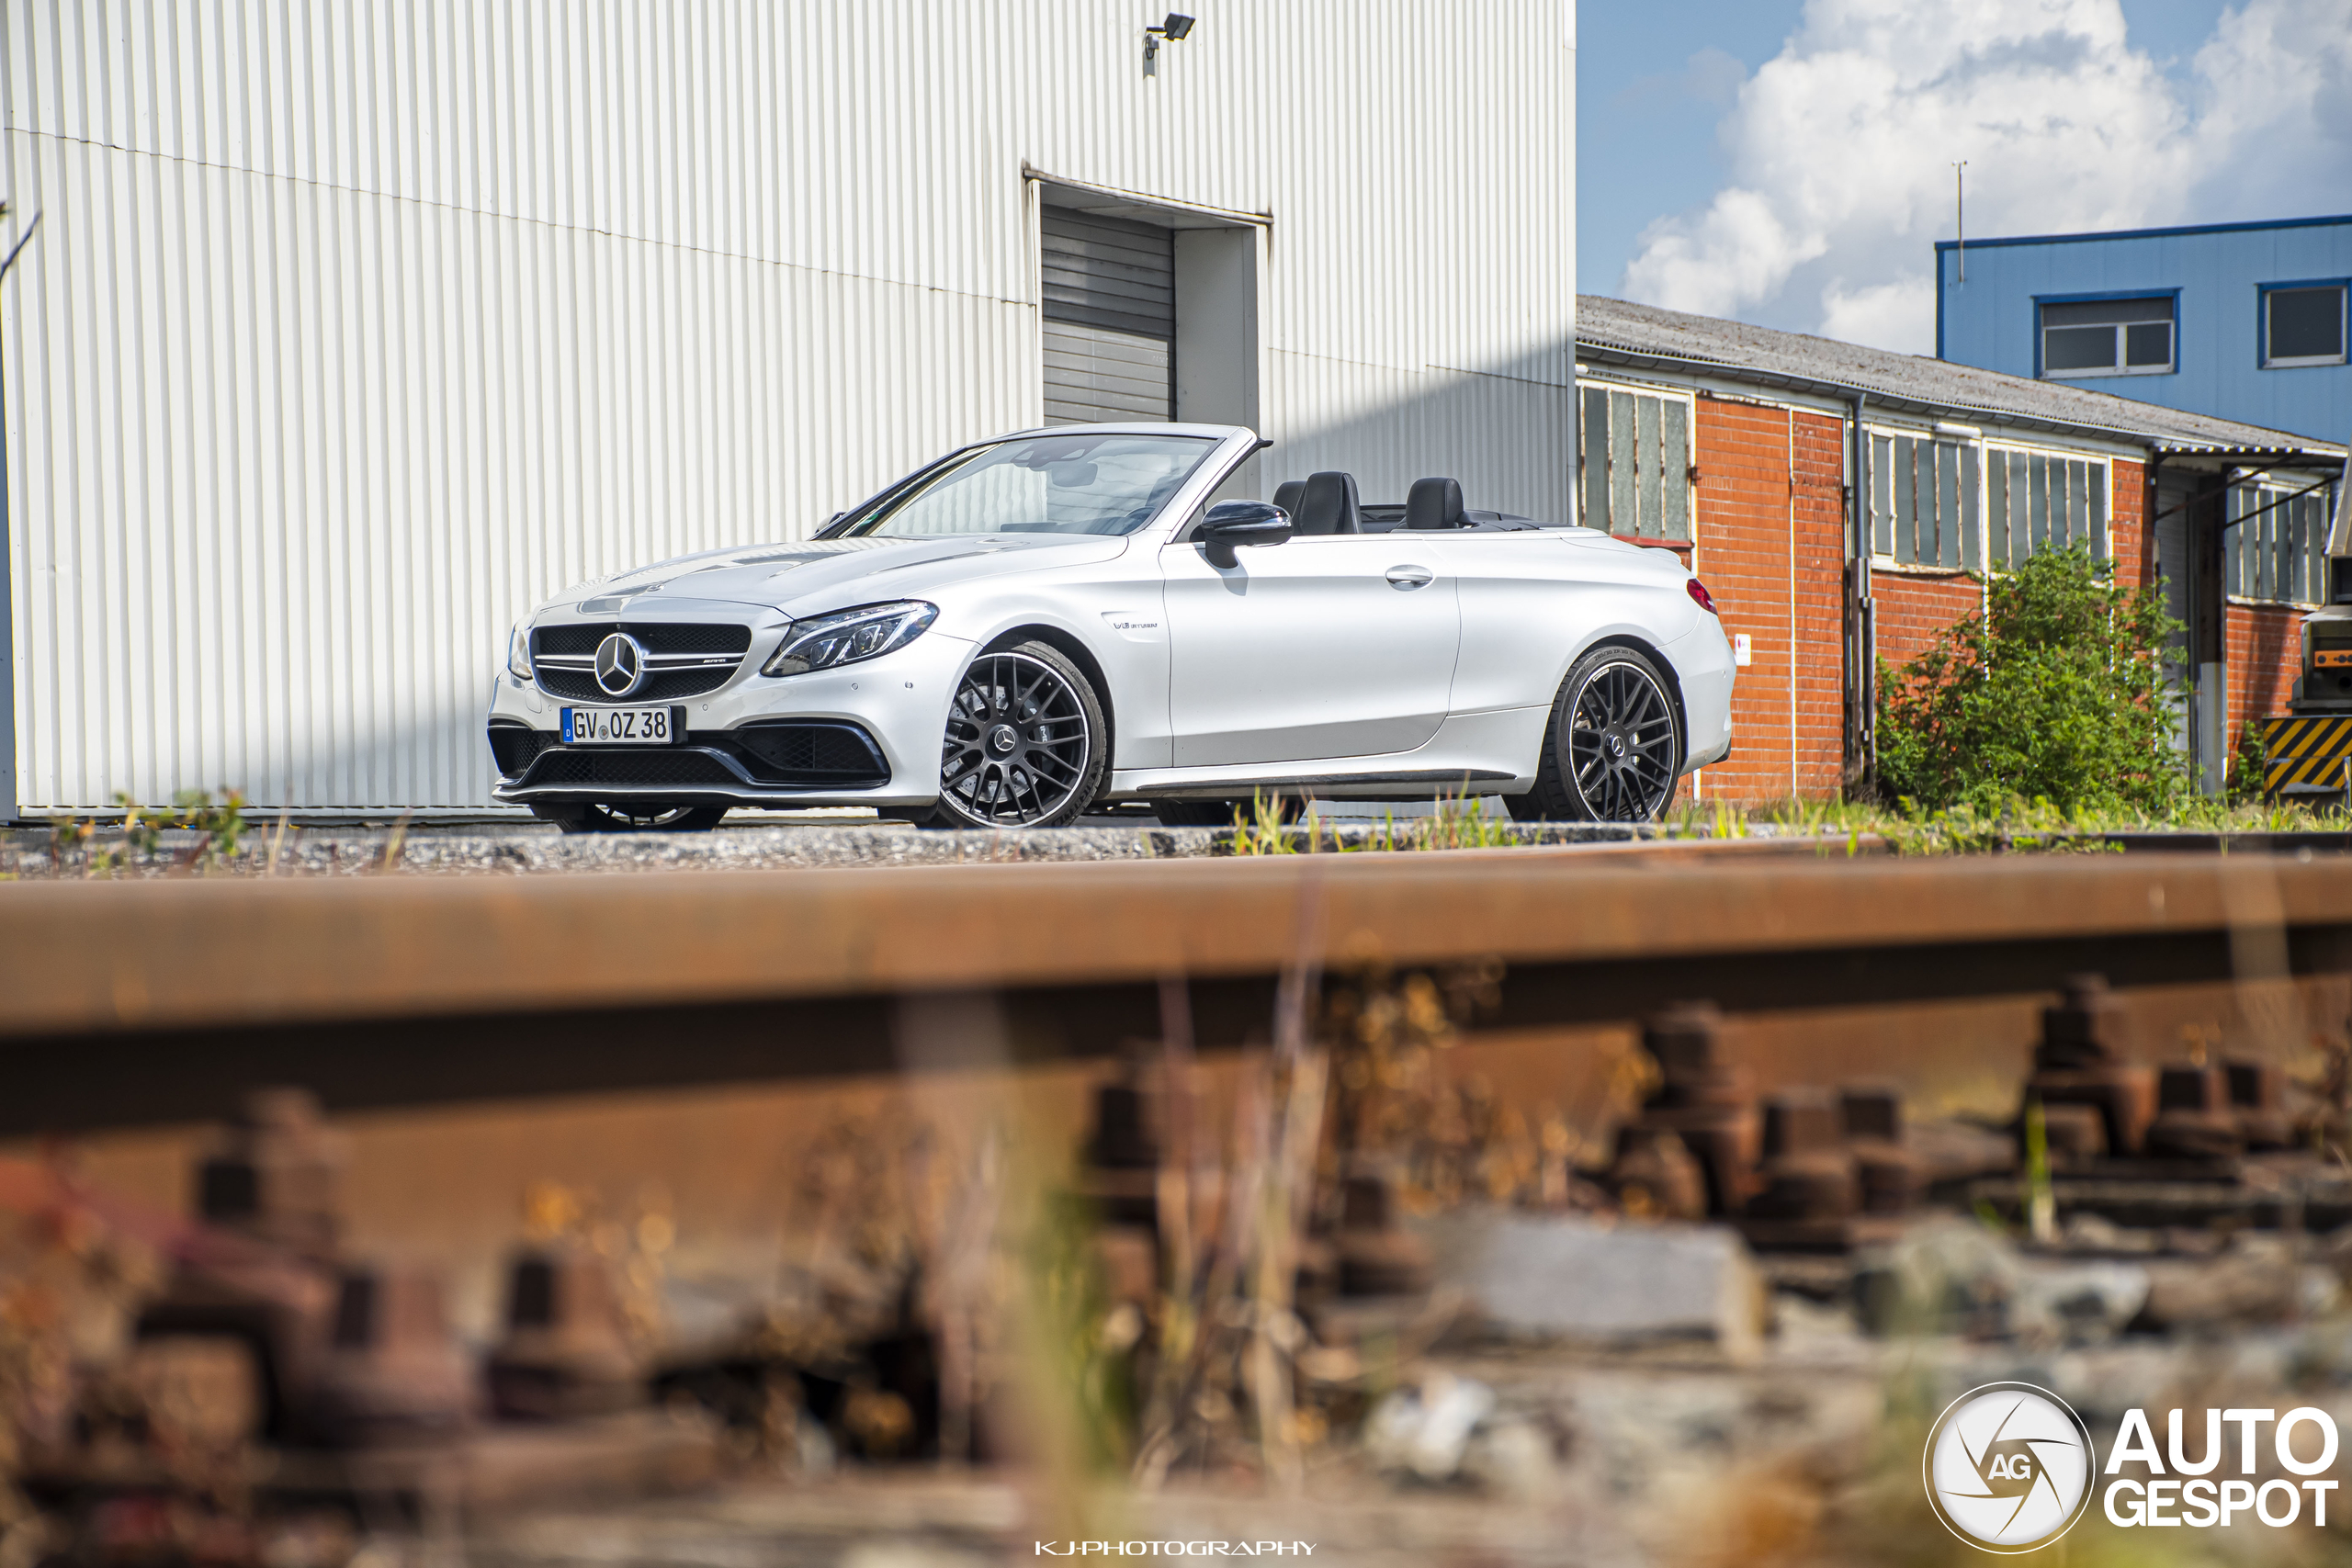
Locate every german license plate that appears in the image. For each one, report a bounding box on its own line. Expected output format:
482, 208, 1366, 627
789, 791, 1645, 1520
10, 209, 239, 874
560, 705, 684, 745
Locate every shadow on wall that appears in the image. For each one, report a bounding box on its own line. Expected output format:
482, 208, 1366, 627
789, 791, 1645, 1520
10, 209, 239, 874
1259, 340, 1578, 524
32, 706, 505, 818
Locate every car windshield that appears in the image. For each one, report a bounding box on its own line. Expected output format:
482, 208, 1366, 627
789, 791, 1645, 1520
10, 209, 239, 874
841, 433, 1219, 538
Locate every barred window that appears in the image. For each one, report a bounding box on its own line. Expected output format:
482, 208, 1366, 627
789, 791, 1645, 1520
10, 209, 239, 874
1578, 385, 1691, 543
1985, 447, 2108, 567
2225, 482, 2331, 604
1869, 433, 1978, 570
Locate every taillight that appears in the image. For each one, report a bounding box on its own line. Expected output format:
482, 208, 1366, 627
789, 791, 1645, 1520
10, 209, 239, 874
1687, 578, 1718, 614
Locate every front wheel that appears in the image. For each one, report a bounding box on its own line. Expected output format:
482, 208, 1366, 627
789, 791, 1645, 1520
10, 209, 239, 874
917, 641, 1107, 829
530, 802, 729, 833
1507, 647, 1683, 823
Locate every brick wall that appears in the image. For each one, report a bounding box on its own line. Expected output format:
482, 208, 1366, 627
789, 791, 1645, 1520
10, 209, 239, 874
2112, 459, 2148, 591
1680, 396, 1845, 804
1873, 574, 1984, 670
1790, 412, 1849, 795
1684, 397, 1788, 804
2226, 603, 2303, 739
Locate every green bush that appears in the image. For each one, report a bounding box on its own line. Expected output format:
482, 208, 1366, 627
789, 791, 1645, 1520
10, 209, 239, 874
1874, 546, 2186, 815
2225, 717, 2270, 805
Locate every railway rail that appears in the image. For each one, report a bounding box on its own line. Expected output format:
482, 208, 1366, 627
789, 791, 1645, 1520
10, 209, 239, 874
3, 849, 2349, 1136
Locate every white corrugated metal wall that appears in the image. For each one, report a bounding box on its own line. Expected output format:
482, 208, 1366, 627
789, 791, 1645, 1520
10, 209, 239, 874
0, 1, 1575, 811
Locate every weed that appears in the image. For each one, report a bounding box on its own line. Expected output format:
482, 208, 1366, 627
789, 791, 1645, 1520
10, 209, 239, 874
45, 789, 250, 877
1227, 787, 1520, 855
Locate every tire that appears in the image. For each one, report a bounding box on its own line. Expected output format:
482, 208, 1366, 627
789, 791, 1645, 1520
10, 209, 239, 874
918, 641, 1108, 829
530, 802, 729, 833
1508, 646, 1683, 823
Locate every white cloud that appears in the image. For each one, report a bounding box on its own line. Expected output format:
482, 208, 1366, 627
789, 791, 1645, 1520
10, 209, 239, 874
2182, 0, 2352, 220
1820, 276, 1935, 347
1619, 0, 2352, 353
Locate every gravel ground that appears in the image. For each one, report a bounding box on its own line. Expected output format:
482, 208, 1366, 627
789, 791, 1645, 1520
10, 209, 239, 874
0, 818, 1782, 878
2, 821, 1214, 876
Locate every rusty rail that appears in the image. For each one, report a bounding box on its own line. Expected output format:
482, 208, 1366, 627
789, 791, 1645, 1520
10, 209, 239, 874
3, 850, 2347, 1134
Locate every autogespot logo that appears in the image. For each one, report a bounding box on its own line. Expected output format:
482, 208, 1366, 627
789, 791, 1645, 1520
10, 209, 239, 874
1924, 1382, 2097, 1552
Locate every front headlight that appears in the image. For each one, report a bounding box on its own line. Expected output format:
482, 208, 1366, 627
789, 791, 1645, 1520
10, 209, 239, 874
507, 621, 534, 680
763, 601, 938, 676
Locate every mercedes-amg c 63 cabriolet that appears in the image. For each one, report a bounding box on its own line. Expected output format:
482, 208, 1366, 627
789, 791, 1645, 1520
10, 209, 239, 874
487, 423, 1735, 830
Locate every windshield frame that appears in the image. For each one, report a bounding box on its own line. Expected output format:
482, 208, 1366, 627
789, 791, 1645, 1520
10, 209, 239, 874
819, 426, 1261, 543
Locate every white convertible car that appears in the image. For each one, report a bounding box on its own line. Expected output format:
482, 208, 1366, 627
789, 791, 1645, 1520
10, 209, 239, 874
487, 424, 1734, 830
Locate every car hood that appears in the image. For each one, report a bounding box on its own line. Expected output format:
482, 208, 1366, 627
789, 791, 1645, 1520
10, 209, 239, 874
544, 533, 1132, 618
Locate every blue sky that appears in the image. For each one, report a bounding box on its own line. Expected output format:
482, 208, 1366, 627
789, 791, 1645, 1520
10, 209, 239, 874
1577, 0, 2344, 351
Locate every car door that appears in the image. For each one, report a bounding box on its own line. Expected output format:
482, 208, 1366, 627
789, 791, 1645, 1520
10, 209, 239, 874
1159, 533, 1460, 767
1419, 529, 1694, 715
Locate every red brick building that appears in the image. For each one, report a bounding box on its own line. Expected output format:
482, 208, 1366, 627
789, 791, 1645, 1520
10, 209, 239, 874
1574, 298, 2347, 804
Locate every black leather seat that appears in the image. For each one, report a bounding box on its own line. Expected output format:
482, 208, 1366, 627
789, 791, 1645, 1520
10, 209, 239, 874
1406, 476, 1467, 529
1271, 479, 1306, 522
1293, 471, 1362, 535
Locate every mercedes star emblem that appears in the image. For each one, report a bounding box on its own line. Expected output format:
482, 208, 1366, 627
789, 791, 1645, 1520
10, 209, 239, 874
594, 632, 648, 697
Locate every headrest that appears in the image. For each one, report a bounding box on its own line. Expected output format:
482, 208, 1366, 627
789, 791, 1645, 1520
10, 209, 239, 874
1294, 471, 1362, 536
1271, 479, 1306, 522
1406, 477, 1466, 530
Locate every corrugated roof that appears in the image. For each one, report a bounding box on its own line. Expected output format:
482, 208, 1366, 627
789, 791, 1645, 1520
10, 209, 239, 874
1576, 295, 2345, 462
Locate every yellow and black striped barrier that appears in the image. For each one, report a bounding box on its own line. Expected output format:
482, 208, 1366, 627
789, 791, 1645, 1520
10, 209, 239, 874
2263, 715, 2352, 795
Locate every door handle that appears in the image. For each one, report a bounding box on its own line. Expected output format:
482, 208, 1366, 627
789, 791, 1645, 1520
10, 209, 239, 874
1385, 565, 1434, 591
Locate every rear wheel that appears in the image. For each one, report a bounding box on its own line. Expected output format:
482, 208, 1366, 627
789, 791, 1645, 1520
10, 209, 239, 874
1507, 647, 1682, 823
530, 802, 729, 833
919, 642, 1107, 829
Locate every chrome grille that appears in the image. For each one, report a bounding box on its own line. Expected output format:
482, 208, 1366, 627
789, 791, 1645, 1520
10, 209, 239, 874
530, 621, 752, 701
537, 667, 737, 703
535, 623, 751, 656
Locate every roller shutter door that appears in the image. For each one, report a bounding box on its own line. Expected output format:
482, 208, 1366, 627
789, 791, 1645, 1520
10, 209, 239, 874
1041, 209, 1174, 424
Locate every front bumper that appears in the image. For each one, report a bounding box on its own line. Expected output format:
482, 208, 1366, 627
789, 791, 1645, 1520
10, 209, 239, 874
485, 628, 975, 808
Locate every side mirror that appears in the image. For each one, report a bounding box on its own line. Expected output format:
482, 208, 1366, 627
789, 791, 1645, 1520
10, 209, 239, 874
1194, 500, 1293, 568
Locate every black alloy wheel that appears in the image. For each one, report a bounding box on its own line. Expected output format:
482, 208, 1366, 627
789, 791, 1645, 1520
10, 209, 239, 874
1508, 647, 1683, 823
927, 642, 1105, 829
530, 802, 729, 833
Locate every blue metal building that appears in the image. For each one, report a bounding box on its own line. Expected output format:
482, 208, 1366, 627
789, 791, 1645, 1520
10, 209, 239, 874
1936, 214, 2352, 443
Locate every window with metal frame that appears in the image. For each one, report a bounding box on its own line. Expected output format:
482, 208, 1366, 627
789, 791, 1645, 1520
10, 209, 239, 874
1984, 446, 2109, 568
2224, 480, 2332, 604
1869, 431, 1978, 570
1577, 383, 1692, 543
2040, 297, 2175, 378
2262, 284, 2348, 369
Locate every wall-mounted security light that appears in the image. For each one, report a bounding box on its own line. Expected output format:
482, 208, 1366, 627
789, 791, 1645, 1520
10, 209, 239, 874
1144, 13, 1194, 77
